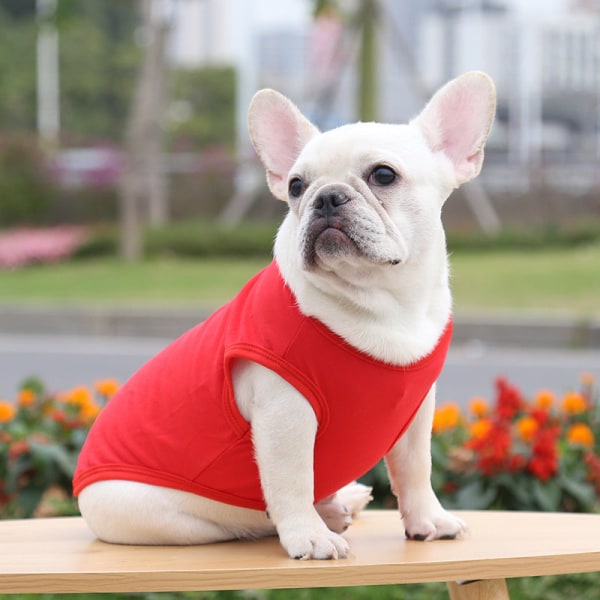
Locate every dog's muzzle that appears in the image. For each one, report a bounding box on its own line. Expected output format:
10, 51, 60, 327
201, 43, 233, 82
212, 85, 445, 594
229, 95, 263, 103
301, 185, 404, 268
301, 187, 358, 268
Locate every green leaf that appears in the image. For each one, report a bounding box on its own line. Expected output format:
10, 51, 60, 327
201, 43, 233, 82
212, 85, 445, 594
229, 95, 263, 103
29, 439, 78, 478
455, 480, 497, 509
533, 478, 562, 512
17, 485, 45, 518
6, 454, 33, 493
19, 376, 45, 394
559, 475, 597, 511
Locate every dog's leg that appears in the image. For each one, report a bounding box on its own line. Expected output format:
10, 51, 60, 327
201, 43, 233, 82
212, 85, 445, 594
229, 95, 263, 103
234, 360, 350, 559
315, 482, 373, 533
384, 385, 466, 541
78, 480, 275, 545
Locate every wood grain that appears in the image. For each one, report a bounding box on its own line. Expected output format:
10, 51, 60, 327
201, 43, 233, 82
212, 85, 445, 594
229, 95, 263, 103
447, 579, 510, 600
1, 510, 600, 593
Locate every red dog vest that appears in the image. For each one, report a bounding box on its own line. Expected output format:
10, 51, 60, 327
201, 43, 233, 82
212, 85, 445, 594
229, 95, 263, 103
73, 261, 452, 511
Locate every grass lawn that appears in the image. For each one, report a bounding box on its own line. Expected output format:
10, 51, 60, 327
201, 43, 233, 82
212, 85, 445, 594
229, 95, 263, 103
0, 244, 598, 317
0, 257, 271, 307
450, 243, 600, 317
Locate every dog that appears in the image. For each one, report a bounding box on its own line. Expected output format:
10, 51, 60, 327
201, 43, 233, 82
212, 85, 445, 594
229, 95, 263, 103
74, 71, 496, 560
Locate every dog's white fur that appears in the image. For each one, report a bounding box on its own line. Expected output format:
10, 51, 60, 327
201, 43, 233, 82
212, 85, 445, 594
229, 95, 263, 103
78, 72, 496, 559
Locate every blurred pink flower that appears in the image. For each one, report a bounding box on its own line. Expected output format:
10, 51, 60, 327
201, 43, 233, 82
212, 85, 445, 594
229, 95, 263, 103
0, 226, 88, 268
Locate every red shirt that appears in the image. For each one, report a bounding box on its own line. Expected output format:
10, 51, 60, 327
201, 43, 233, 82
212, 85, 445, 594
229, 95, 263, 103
73, 261, 452, 511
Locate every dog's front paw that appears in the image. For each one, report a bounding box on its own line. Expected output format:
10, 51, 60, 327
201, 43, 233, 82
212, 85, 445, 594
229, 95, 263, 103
315, 496, 352, 534
403, 506, 467, 541
277, 515, 350, 560
314, 482, 374, 533
335, 481, 373, 517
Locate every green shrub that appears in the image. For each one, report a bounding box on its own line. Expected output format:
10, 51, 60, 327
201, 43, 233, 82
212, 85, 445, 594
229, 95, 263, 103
0, 135, 57, 226
145, 220, 278, 258
0, 377, 118, 518
74, 218, 600, 262
446, 220, 600, 253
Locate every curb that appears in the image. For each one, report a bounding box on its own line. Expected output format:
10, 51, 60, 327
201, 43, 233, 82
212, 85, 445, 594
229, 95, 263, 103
0, 305, 598, 349
453, 313, 600, 350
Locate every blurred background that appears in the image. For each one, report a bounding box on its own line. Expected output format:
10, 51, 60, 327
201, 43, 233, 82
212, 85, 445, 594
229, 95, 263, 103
0, 0, 599, 400
0, 0, 598, 249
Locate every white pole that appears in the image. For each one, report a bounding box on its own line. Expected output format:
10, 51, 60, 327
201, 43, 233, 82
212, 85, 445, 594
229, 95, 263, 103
36, 0, 60, 150
220, 0, 261, 224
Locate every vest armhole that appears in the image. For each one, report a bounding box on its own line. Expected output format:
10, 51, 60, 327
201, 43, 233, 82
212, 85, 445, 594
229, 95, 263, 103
223, 343, 329, 438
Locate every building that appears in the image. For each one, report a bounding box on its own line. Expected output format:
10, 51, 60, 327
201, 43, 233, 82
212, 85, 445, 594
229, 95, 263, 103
170, 0, 600, 200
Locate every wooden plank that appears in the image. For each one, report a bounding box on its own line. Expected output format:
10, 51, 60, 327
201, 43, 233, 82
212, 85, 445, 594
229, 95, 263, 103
447, 579, 510, 600
1, 510, 600, 593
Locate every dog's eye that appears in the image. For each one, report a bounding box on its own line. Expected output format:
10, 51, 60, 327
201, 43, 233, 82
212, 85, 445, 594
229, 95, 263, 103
288, 177, 304, 198
369, 166, 397, 186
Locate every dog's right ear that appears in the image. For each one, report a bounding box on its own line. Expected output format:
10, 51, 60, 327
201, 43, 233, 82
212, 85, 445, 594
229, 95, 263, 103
248, 90, 319, 201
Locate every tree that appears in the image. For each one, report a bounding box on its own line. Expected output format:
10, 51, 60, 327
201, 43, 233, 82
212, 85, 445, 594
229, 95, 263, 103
0, 2, 138, 141
119, 0, 173, 260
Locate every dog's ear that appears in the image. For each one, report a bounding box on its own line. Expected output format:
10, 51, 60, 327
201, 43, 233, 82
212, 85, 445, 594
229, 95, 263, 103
248, 89, 319, 201
412, 71, 496, 187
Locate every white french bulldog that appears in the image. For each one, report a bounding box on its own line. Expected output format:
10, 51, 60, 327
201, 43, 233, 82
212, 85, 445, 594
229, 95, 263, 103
76, 71, 496, 560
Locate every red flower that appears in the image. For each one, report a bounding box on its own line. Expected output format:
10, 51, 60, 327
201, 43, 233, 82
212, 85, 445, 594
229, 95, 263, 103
527, 427, 560, 481
507, 454, 526, 472
8, 439, 29, 460
495, 377, 524, 420
467, 421, 513, 476
584, 453, 600, 495
442, 482, 459, 494
530, 407, 550, 427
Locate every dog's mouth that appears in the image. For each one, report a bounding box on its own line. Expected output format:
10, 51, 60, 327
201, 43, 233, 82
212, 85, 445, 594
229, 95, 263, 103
302, 219, 357, 268
315, 225, 357, 256
302, 216, 405, 270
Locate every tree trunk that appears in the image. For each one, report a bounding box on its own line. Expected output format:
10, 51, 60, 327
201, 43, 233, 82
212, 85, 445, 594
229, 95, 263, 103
358, 0, 377, 122
119, 0, 172, 260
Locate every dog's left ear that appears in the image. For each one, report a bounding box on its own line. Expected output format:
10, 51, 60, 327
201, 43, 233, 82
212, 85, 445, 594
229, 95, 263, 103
412, 71, 496, 187
248, 89, 319, 201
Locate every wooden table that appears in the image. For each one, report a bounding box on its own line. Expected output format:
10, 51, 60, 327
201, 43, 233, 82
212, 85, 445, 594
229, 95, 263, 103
1, 510, 600, 599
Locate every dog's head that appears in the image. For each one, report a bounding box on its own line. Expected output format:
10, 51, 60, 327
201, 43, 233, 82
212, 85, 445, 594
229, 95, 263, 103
248, 72, 496, 278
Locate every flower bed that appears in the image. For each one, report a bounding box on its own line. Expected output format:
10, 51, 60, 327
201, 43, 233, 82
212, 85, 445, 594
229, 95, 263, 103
0, 374, 598, 519
432, 373, 599, 512
0, 378, 118, 518
0, 226, 89, 269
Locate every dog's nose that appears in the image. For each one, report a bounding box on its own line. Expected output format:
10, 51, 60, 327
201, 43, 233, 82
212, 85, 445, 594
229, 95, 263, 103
313, 189, 350, 214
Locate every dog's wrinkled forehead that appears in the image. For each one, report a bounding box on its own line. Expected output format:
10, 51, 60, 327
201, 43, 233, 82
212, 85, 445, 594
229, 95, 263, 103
292, 122, 433, 180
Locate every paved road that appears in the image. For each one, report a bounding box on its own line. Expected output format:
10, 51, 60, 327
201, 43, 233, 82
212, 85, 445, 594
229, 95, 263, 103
0, 334, 598, 406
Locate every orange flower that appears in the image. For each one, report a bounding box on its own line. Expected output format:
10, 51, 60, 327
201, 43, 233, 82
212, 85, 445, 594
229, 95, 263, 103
534, 389, 555, 410
469, 418, 492, 440
17, 389, 36, 407
64, 386, 93, 407
516, 416, 539, 443
79, 399, 101, 424
567, 423, 595, 448
581, 372, 595, 386
432, 403, 461, 433
0, 401, 16, 423
562, 391, 587, 415
469, 397, 489, 418
94, 378, 119, 398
